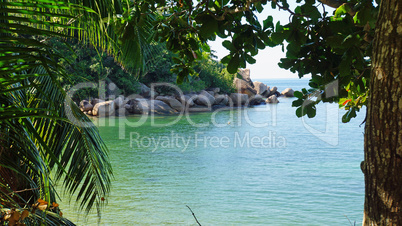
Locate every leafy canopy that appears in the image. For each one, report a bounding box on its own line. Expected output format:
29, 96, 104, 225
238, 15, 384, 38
145, 0, 378, 122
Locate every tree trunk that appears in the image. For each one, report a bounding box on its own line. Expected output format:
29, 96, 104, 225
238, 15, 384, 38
363, 0, 402, 224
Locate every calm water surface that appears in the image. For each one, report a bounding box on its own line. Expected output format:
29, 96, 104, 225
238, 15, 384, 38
63, 79, 365, 225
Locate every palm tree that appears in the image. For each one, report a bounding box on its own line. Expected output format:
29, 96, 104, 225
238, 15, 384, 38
0, 0, 156, 224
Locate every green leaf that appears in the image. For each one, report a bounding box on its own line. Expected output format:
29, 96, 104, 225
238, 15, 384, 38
292, 98, 304, 107
222, 40, 236, 52
334, 3, 351, 18
227, 54, 240, 73
293, 91, 303, 98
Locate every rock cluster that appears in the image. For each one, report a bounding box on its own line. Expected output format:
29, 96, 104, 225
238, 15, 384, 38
78, 69, 296, 116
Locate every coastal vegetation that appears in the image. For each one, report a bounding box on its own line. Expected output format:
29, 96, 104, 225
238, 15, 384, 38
1, 0, 401, 225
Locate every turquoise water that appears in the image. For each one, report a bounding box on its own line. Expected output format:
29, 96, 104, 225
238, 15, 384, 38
63, 79, 365, 225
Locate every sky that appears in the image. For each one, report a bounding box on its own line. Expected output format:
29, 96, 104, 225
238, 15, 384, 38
207, 1, 334, 80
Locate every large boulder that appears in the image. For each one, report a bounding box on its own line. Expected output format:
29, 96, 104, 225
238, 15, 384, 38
262, 86, 271, 97
113, 96, 125, 109
195, 90, 215, 106
139, 83, 152, 98
156, 96, 184, 111
233, 78, 257, 97
125, 99, 176, 115
253, 81, 268, 95
266, 95, 279, 104
230, 93, 249, 106
270, 86, 278, 93
238, 69, 254, 88
92, 100, 115, 116
79, 100, 93, 112
281, 88, 295, 97
91, 98, 103, 106
249, 94, 264, 105
206, 87, 220, 95
177, 94, 196, 107
214, 94, 229, 105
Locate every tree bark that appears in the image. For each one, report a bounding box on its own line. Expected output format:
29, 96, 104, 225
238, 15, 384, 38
363, 0, 402, 225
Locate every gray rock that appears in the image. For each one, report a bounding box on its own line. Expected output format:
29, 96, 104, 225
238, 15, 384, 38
214, 94, 230, 106
90, 98, 103, 107
266, 95, 279, 104
281, 88, 295, 97
177, 94, 196, 107
206, 87, 220, 95
195, 90, 215, 106
249, 94, 264, 105
270, 86, 278, 93
125, 99, 176, 115
79, 100, 94, 112
113, 96, 124, 108
253, 81, 268, 95
92, 100, 115, 116
156, 96, 184, 111
233, 78, 257, 97
238, 69, 254, 88
230, 93, 249, 106
139, 83, 152, 98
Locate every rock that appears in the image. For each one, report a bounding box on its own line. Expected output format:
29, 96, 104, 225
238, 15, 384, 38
87, 110, 92, 115
262, 86, 271, 97
113, 96, 124, 108
233, 78, 257, 97
230, 93, 249, 106
195, 90, 215, 106
206, 87, 220, 95
238, 69, 254, 88
214, 94, 228, 105
249, 94, 264, 105
156, 96, 184, 111
266, 95, 279, 104
177, 94, 196, 107
125, 99, 176, 115
91, 98, 103, 107
139, 83, 152, 98
281, 88, 294, 97
206, 91, 215, 97
270, 86, 278, 93
79, 100, 93, 111
253, 81, 268, 95
92, 100, 115, 116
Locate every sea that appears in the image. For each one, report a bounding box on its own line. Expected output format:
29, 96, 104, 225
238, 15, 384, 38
62, 78, 365, 225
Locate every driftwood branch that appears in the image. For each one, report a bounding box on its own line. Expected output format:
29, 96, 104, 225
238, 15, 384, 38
186, 205, 202, 226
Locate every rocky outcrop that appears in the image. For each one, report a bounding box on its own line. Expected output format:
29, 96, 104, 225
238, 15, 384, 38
113, 96, 125, 109
266, 95, 279, 104
230, 93, 249, 106
139, 83, 154, 98
80, 100, 93, 111
253, 81, 268, 96
92, 100, 115, 116
281, 88, 294, 97
233, 78, 257, 97
206, 87, 220, 95
125, 99, 176, 115
177, 94, 196, 107
214, 94, 229, 106
249, 94, 264, 105
238, 69, 254, 88
156, 96, 184, 112
195, 90, 215, 106
91, 98, 103, 107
